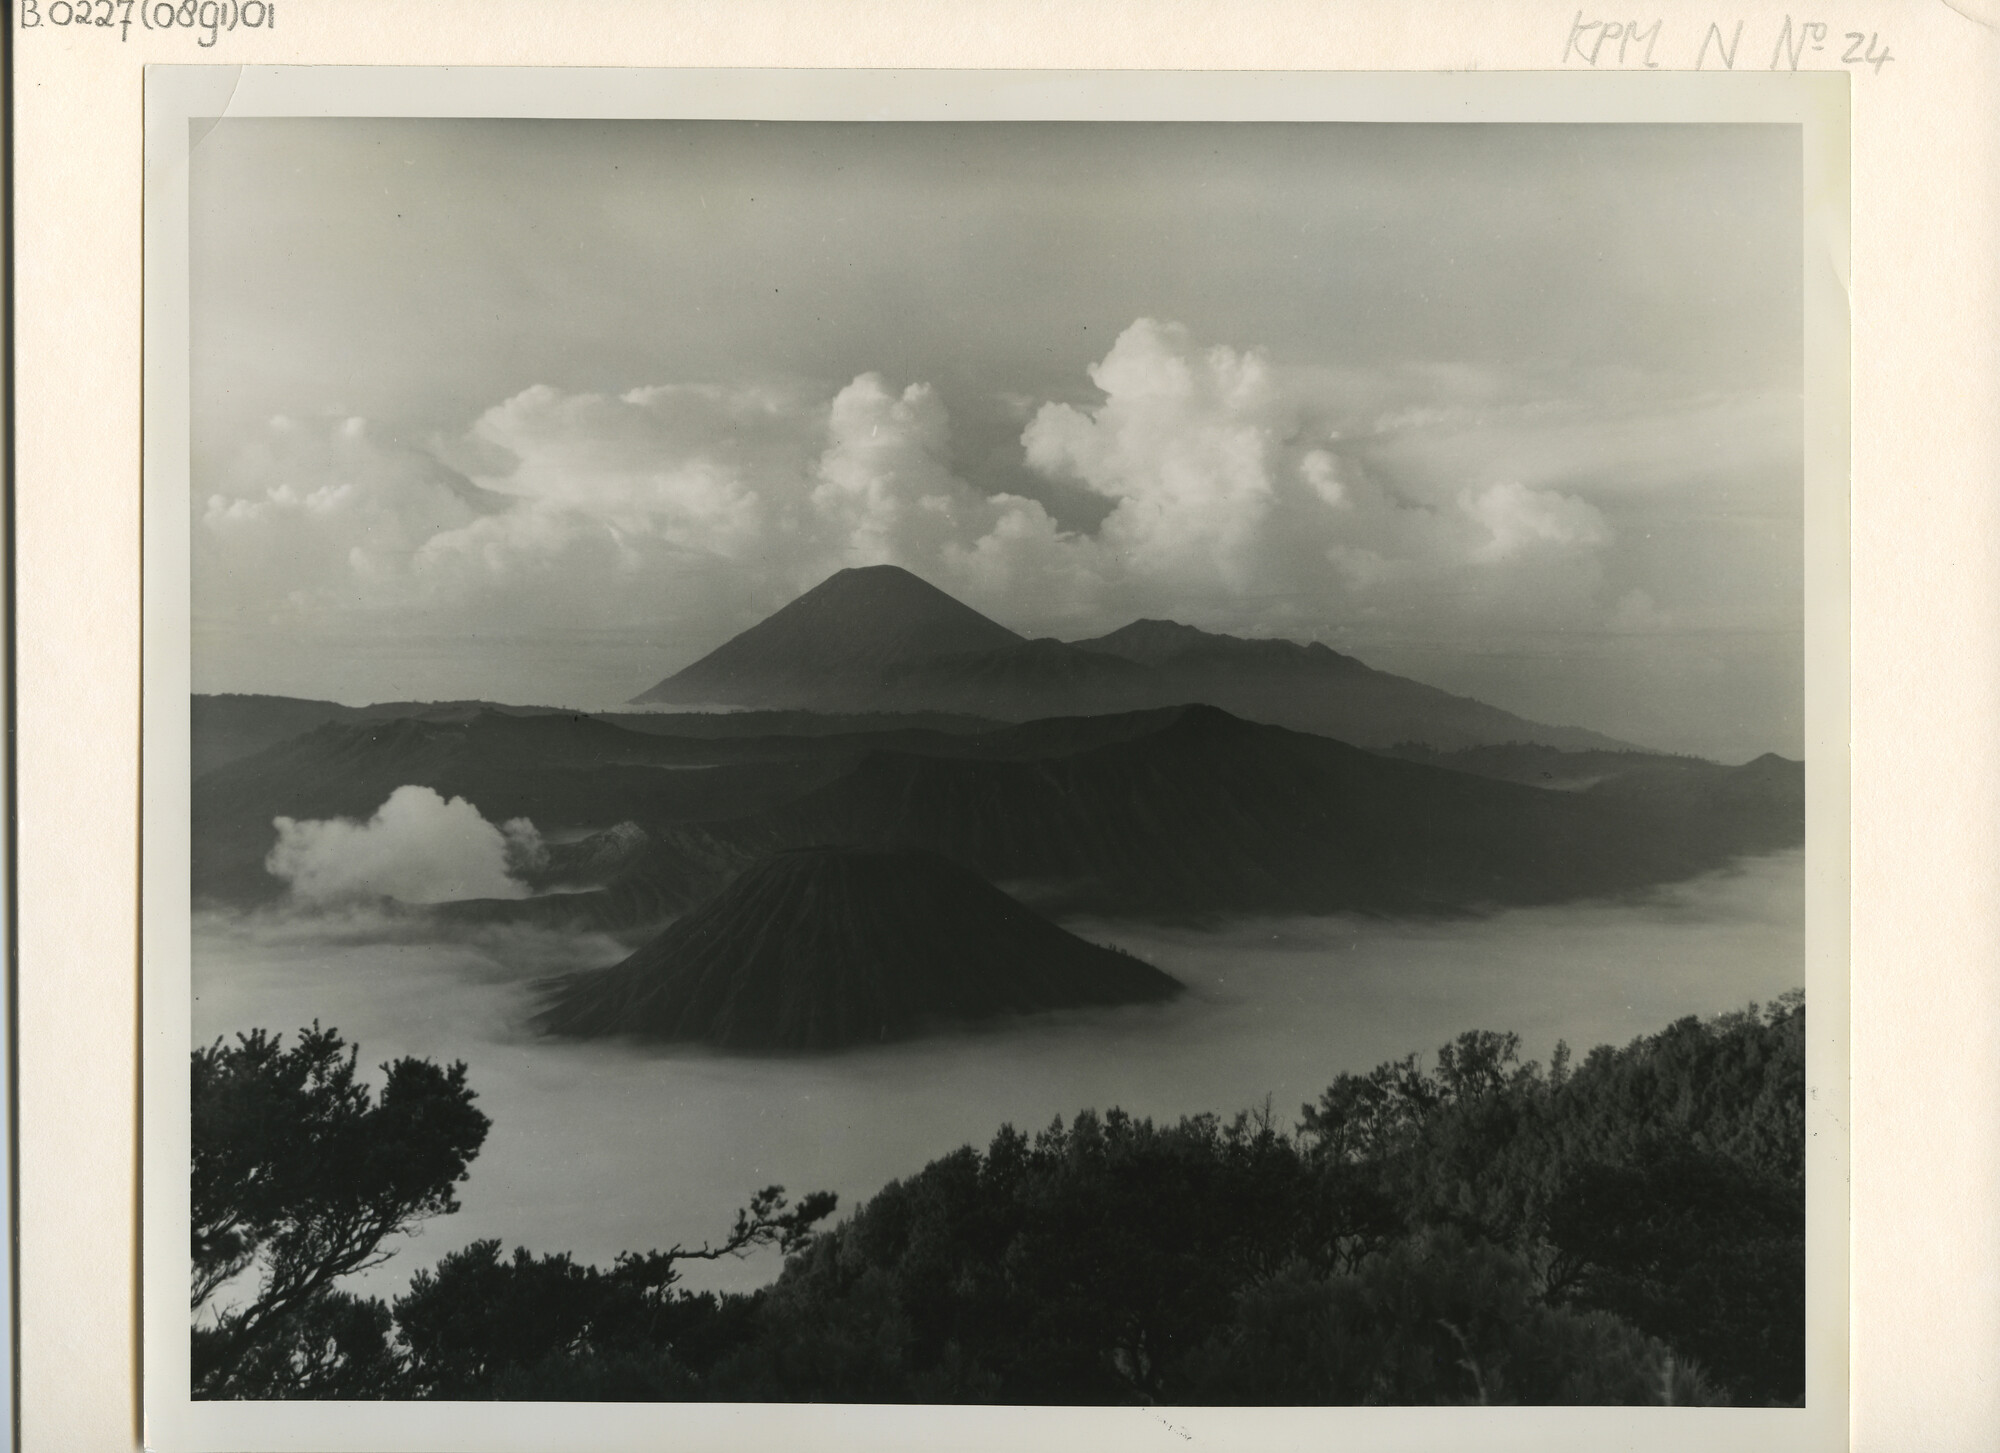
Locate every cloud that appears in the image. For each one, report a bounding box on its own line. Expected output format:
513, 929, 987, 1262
1024, 320, 1282, 591
266, 786, 545, 905
1461, 481, 1610, 563
812, 374, 1072, 580
1016, 319, 1620, 635
196, 415, 494, 625
198, 374, 1093, 649
1352, 386, 1801, 508
812, 374, 1097, 623
457, 381, 804, 550
196, 317, 1796, 696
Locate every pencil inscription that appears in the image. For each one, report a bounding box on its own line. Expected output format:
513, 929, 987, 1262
1564, 12, 1893, 70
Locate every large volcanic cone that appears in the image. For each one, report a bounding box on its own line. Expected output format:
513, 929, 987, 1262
534, 846, 1181, 1050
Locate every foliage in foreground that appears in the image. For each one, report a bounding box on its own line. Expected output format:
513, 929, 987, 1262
190, 1025, 490, 1397
193, 993, 1803, 1405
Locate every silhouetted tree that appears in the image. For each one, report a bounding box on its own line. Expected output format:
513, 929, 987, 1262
1294, 995, 1806, 1404
191, 1025, 836, 1399
191, 1025, 489, 1397
187, 999, 1803, 1406
394, 1187, 835, 1397
1545, 1145, 1804, 1401
1179, 1229, 1719, 1405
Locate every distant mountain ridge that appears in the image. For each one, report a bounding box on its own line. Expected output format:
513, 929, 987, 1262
633, 565, 1635, 752
1078, 618, 1370, 671
369, 702, 1805, 933
191, 693, 1000, 778
191, 694, 579, 778
190, 711, 851, 907
704, 703, 1796, 920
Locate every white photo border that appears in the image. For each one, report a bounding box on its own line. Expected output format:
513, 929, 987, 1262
140, 64, 1851, 1453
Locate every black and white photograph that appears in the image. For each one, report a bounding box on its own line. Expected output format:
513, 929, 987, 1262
143, 68, 1848, 1444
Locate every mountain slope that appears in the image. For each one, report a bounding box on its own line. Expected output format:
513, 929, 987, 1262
191, 693, 1006, 779
630, 568, 1637, 751
634, 564, 1023, 706
866, 637, 1161, 719
1378, 742, 1710, 791
1081, 618, 1373, 671
1072, 620, 1632, 752
714, 705, 1788, 918
196, 690, 1798, 926
534, 846, 1181, 1049
496, 705, 1798, 930
191, 701, 1199, 911
191, 694, 580, 777
190, 712, 846, 906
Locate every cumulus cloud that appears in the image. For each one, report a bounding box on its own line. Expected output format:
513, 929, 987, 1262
1024, 320, 1281, 590
196, 415, 494, 624
1460, 481, 1610, 563
813, 375, 961, 563
813, 374, 1095, 621
1299, 450, 1347, 509
811, 374, 1076, 583
197, 316, 1784, 692
266, 786, 545, 905
457, 381, 803, 549
1015, 319, 1619, 635
198, 372, 1091, 656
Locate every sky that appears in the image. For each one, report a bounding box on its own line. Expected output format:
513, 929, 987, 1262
190, 119, 1803, 760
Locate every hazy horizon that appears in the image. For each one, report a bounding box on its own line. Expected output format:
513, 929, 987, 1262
189, 560, 1797, 764
192, 120, 1803, 761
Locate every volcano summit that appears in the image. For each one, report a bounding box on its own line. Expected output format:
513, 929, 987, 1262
633, 565, 1632, 752
633, 564, 1024, 710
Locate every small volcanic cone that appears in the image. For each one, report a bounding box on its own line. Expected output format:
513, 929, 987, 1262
534, 845, 1181, 1050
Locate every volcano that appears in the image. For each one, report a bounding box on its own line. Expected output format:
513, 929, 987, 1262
533, 845, 1181, 1050
630, 565, 1633, 750
633, 565, 1024, 707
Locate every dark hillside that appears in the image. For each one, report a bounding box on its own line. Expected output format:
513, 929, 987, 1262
194, 700, 1798, 923
191, 714, 842, 906
192, 694, 573, 776
718, 705, 1797, 919
866, 638, 1160, 719
426, 705, 1802, 931
192, 693, 1007, 779
1074, 620, 1634, 751
598, 708, 1002, 739
1379, 742, 1713, 791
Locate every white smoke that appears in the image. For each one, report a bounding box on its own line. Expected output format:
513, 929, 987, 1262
265, 786, 545, 905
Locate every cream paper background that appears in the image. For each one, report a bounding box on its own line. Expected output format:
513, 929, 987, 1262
11, 3, 1997, 1450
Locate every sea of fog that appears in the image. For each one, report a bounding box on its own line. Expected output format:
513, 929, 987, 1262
192, 849, 1804, 1300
